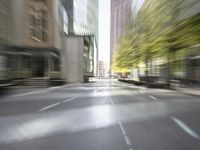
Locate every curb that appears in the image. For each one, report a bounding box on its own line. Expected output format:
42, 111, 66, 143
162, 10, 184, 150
176, 88, 200, 97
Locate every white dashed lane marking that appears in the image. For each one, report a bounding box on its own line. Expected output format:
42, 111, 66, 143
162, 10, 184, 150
39, 102, 61, 112
12, 91, 39, 97
9, 85, 68, 98
119, 121, 127, 135
148, 95, 158, 101
124, 135, 131, 145
109, 90, 135, 149
108, 94, 114, 105
119, 121, 135, 149
39, 96, 77, 112
63, 97, 77, 103
171, 117, 200, 140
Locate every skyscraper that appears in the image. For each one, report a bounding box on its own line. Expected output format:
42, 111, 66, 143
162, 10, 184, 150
110, 0, 132, 64
0, 0, 12, 85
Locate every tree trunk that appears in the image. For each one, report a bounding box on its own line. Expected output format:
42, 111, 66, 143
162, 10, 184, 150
166, 54, 171, 87
145, 59, 149, 86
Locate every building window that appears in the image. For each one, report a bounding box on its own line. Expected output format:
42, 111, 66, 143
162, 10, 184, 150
28, 0, 48, 42
42, 31, 47, 41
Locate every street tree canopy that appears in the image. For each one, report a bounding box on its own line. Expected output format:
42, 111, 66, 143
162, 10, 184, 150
112, 0, 200, 73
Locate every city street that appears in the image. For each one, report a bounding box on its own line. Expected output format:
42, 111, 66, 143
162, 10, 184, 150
0, 79, 200, 150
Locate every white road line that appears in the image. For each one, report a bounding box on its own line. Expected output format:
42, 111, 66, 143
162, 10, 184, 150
110, 98, 114, 105
171, 117, 200, 140
118, 121, 134, 149
93, 89, 99, 96
48, 86, 60, 90
94, 89, 99, 93
124, 136, 131, 145
63, 97, 77, 103
12, 91, 39, 97
11, 89, 52, 98
148, 95, 158, 101
11, 85, 66, 98
127, 86, 136, 89
39, 102, 61, 112
119, 121, 127, 135
108, 94, 114, 105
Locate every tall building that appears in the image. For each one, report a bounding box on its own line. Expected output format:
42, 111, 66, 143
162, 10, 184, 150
0, 0, 99, 85
177, 0, 200, 83
0, 0, 12, 84
178, 0, 200, 20
62, 0, 98, 82
0, 0, 11, 45
110, 0, 132, 64
62, 0, 98, 37
0, 0, 64, 85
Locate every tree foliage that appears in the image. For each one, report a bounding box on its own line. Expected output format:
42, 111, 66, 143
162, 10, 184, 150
112, 0, 200, 73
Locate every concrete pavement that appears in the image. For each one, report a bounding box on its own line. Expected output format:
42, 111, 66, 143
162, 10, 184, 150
0, 79, 200, 150
177, 87, 200, 96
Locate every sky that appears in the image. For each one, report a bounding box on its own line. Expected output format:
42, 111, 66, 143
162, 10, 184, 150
98, 0, 144, 65
98, 0, 110, 63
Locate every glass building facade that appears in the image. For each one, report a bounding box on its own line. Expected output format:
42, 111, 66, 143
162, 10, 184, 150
62, 0, 98, 78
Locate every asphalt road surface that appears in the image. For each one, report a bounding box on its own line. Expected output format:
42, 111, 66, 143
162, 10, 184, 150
0, 79, 200, 150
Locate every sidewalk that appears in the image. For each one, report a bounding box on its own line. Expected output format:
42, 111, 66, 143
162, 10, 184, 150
118, 78, 200, 96
177, 87, 200, 96
0, 83, 81, 99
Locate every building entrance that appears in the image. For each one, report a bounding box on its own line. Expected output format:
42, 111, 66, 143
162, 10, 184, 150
32, 56, 45, 77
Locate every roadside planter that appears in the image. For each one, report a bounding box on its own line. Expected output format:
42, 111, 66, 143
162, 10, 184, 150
49, 72, 65, 86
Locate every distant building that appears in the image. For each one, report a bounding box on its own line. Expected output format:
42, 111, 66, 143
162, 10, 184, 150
98, 61, 105, 78
98, 61, 110, 78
